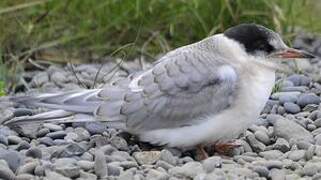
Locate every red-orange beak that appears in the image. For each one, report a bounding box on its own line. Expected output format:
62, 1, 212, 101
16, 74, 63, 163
273, 48, 315, 59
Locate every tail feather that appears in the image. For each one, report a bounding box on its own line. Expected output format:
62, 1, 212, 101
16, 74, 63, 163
11, 89, 101, 114
5, 87, 128, 130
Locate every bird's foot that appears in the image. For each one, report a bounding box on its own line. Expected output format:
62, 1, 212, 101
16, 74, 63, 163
195, 144, 209, 161
213, 141, 242, 155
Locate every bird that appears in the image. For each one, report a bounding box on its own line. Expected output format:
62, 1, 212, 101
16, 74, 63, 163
4, 23, 314, 159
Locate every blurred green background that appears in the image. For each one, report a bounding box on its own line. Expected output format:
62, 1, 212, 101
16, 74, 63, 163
0, 0, 321, 93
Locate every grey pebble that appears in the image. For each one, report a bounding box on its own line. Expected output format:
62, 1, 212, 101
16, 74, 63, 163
156, 160, 174, 170
159, 149, 177, 166
297, 93, 321, 107
79, 170, 97, 180
169, 161, 204, 179
316, 134, 321, 145
34, 165, 45, 176
272, 117, 314, 143
47, 131, 67, 139
273, 138, 290, 152
95, 149, 108, 178
0, 134, 8, 145
16, 141, 31, 151
0, 149, 24, 172
16, 160, 38, 174
303, 162, 321, 176
314, 118, 321, 127
74, 127, 90, 142
252, 165, 269, 178
107, 164, 121, 176
13, 108, 33, 117
25, 147, 42, 159
55, 165, 80, 178
259, 150, 283, 160
146, 169, 169, 180
279, 94, 298, 104
269, 168, 286, 180
0, 165, 15, 180
45, 170, 71, 180
110, 136, 128, 151
8, 135, 23, 144
306, 145, 316, 160
39, 137, 54, 146
284, 102, 301, 114
288, 150, 306, 161
246, 133, 266, 152
15, 174, 35, 180
54, 142, 86, 158
43, 123, 63, 132
254, 130, 270, 145
36, 128, 50, 137
287, 74, 311, 86
133, 151, 161, 165
202, 156, 222, 173
77, 160, 94, 171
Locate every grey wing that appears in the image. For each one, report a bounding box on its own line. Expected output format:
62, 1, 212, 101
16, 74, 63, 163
96, 50, 239, 133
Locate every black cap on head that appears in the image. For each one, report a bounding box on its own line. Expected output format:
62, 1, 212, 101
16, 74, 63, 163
224, 24, 276, 55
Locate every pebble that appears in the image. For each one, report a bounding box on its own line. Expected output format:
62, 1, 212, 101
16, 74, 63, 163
288, 150, 306, 161
0, 134, 8, 145
259, 150, 283, 160
279, 94, 298, 104
297, 93, 321, 107
47, 131, 67, 139
45, 170, 71, 180
79, 170, 97, 180
272, 117, 314, 143
36, 128, 50, 137
15, 174, 35, 180
246, 133, 266, 152
254, 130, 270, 145
252, 165, 269, 178
287, 74, 311, 86
284, 102, 301, 114
16, 141, 31, 151
303, 162, 321, 176
0, 149, 24, 172
202, 156, 222, 173
110, 136, 128, 151
94, 149, 108, 178
16, 160, 38, 174
0, 165, 15, 180
43, 123, 63, 132
159, 149, 177, 165
314, 118, 321, 128
25, 147, 42, 159
8, 135, 23, 144
77, 160, 94, 171
133, 151, 161, 165
169, 161, 204, 179
273, 138, 290, 152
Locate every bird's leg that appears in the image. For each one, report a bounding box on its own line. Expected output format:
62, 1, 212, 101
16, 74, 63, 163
195, 144, 209, 160
213, 140, 242, 155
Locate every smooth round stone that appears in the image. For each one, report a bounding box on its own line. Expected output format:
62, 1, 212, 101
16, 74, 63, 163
46, 131, 67, 139
0, 135, 8, 146
0, 165, 15, 180
16, 141, 31, 151
8, 135, 23, 145
77, 160, 94, 171
287, 74, 311, 86
254, 130, 270, 145
279, 94, 298, 104
283, 102, 301, 114
273, 138, 290, 153
43, 123, 63, 132
15, 174, 35, 180
36, 128, 50, 137
314, 118, 321, 128
297, 93, 321, 107
0, 149, 24, 172
25, 148, 42, 159
288, 150, 306, 161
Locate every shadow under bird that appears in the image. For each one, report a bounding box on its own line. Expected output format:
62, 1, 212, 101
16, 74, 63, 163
4, 24, 315, 159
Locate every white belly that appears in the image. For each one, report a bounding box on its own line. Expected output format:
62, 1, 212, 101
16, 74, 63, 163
139, 67, 275, 148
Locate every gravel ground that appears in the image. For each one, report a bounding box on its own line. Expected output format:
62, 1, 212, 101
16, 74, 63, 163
1, 34, 321, 180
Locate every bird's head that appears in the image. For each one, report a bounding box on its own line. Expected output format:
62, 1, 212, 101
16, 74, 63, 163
224, 23, 315, 63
